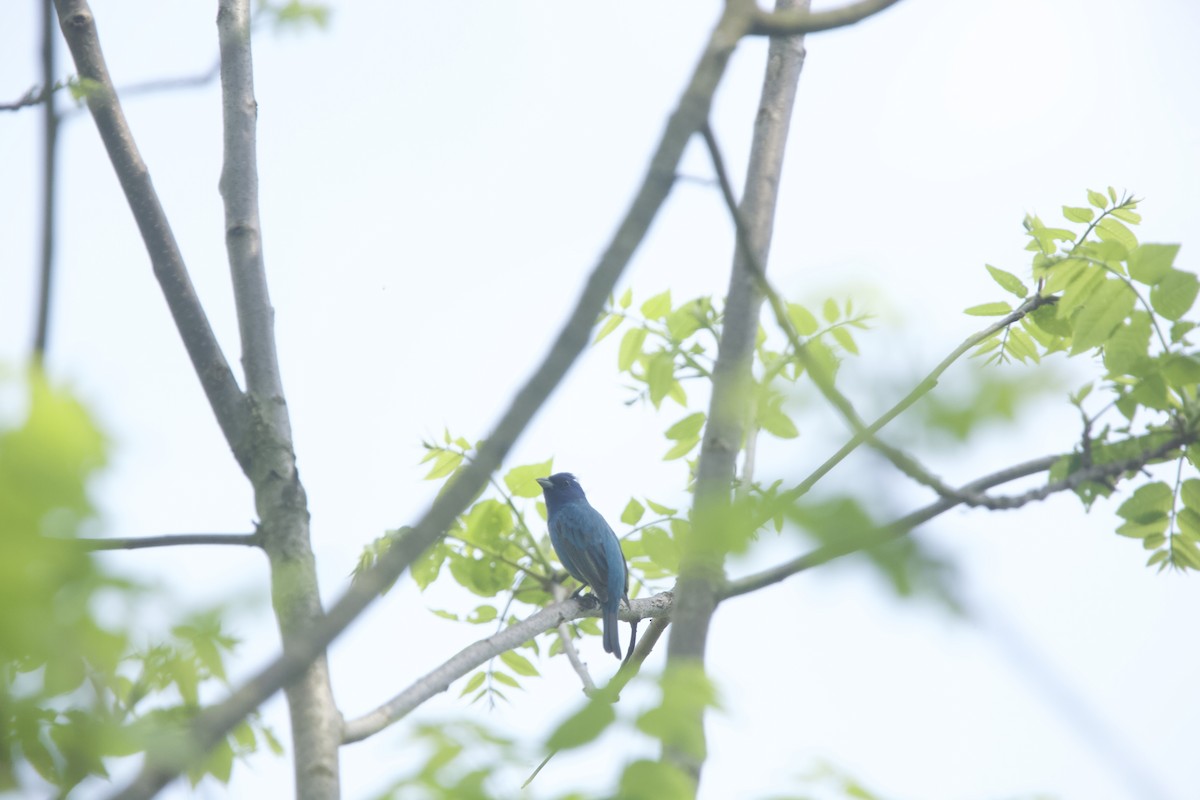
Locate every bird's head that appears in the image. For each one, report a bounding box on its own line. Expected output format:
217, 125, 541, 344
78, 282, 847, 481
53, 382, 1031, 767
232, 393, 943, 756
536, 472, 587, 510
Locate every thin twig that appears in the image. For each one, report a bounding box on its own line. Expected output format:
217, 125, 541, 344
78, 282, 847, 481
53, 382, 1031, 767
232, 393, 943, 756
74, 533, 259, 550
552, 584, 597, 694
751, 0, 905, 36
32, 0, 59, 362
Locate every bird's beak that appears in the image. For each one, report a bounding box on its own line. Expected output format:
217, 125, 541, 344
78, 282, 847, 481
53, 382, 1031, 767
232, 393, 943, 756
535, 477, 552, 490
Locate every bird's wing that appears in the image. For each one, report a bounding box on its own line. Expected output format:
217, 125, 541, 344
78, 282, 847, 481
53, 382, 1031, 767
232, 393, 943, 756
550, 504, 618, 603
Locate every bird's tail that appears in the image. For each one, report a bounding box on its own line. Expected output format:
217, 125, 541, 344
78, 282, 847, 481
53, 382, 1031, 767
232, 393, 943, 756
602, 606, 621, 659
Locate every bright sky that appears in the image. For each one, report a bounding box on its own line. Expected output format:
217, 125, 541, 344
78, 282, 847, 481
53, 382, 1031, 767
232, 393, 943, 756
3, 1, 1199, 798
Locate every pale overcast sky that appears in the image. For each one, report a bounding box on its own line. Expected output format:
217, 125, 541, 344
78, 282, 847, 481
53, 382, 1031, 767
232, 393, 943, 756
3, 1, 1200, 799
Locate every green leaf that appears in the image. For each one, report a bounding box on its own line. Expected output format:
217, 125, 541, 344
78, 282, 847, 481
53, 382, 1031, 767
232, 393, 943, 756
985, 265, 1029, 298
664, 412, 706, 440
1180, 479, 1200, 511
593, 313, 623, 344
499, 649, 539, 677
1087, 189, 1109, 209
1062, 206, 1094, 224
1129, 244, 1179, 286
1069, 279, 1135, 354
1171, 321, 1197, 343
618, 760, 696, 800
618, 328, 647, 372
759, 404, 799, 439
492, 671, 520, 689
466, 605, 497, 624
411, 540, 446, 590
787, 303, 819, 336
645, 498, 677, 516
459, 671, 486, 697
666, 302, 704, 341
641, 526, 679, 572
1150, 269, 1200, 321
504, 459, 554, 498
645, 352, 675, 408
1006, 327, 1040, 363
640, 290, 672, 320
964, 302, 1012, 316
1103, 312, 1151, 376
1116, 482, 1172, 524
1116, 518, 1168, 539
1096, 217, 1138, 251
831, 326, 858, 355
546, 700, 615, 751
663, 436, 700, 461
1164, 354, 1200, 388
621, 498, 645, 526
618, 287, 633, 309
822, 298, 839, 323
1111, 206, 1143, 225
425, 449, 462, 480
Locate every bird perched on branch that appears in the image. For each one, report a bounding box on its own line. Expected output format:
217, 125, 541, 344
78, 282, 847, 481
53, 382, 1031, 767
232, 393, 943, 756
537, 473, 635, 660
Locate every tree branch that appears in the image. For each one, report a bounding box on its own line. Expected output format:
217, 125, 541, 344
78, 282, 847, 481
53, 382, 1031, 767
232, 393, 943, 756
215, 3, 341, 800
52, 0, 251, 471
32, 0, 59, 363
667, 0, 809, 782
750, 0, 905, 36
551, 584, 598, 695
341, 593, 674, 744
724, 431, 1194, 599
74, 533, 259, 550
107, 7, 752, 797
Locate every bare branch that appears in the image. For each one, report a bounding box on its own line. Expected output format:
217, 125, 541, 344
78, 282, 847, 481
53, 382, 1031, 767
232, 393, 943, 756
52, 0, 251, 471
341, 593, 674, 744
74, 533, 259, 550
751, 0, 905, 36
32, 0, 59, 363
214, 3, 342, 799
1, 84, 55, 112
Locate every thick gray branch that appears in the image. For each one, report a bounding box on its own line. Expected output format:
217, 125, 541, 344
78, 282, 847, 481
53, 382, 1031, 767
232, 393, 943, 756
666, 0, 808, 784
52, 0, 251, 471
216, 3, 341, 800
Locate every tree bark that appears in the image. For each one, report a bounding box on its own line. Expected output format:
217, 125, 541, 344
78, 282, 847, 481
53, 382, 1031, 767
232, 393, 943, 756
665, 0, 810, 784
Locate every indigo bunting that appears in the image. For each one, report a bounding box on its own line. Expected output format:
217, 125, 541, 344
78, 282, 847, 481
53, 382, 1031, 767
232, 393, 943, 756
537, 473, 634, 660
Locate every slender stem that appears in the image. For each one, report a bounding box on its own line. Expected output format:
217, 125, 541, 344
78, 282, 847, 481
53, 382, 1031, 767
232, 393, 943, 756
32, 0, 59, 363
75, 533, 259, 550
751, 0, 906, 36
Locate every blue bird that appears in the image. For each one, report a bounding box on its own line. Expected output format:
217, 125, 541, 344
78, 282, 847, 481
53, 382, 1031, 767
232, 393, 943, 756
537, 473, 634, 660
